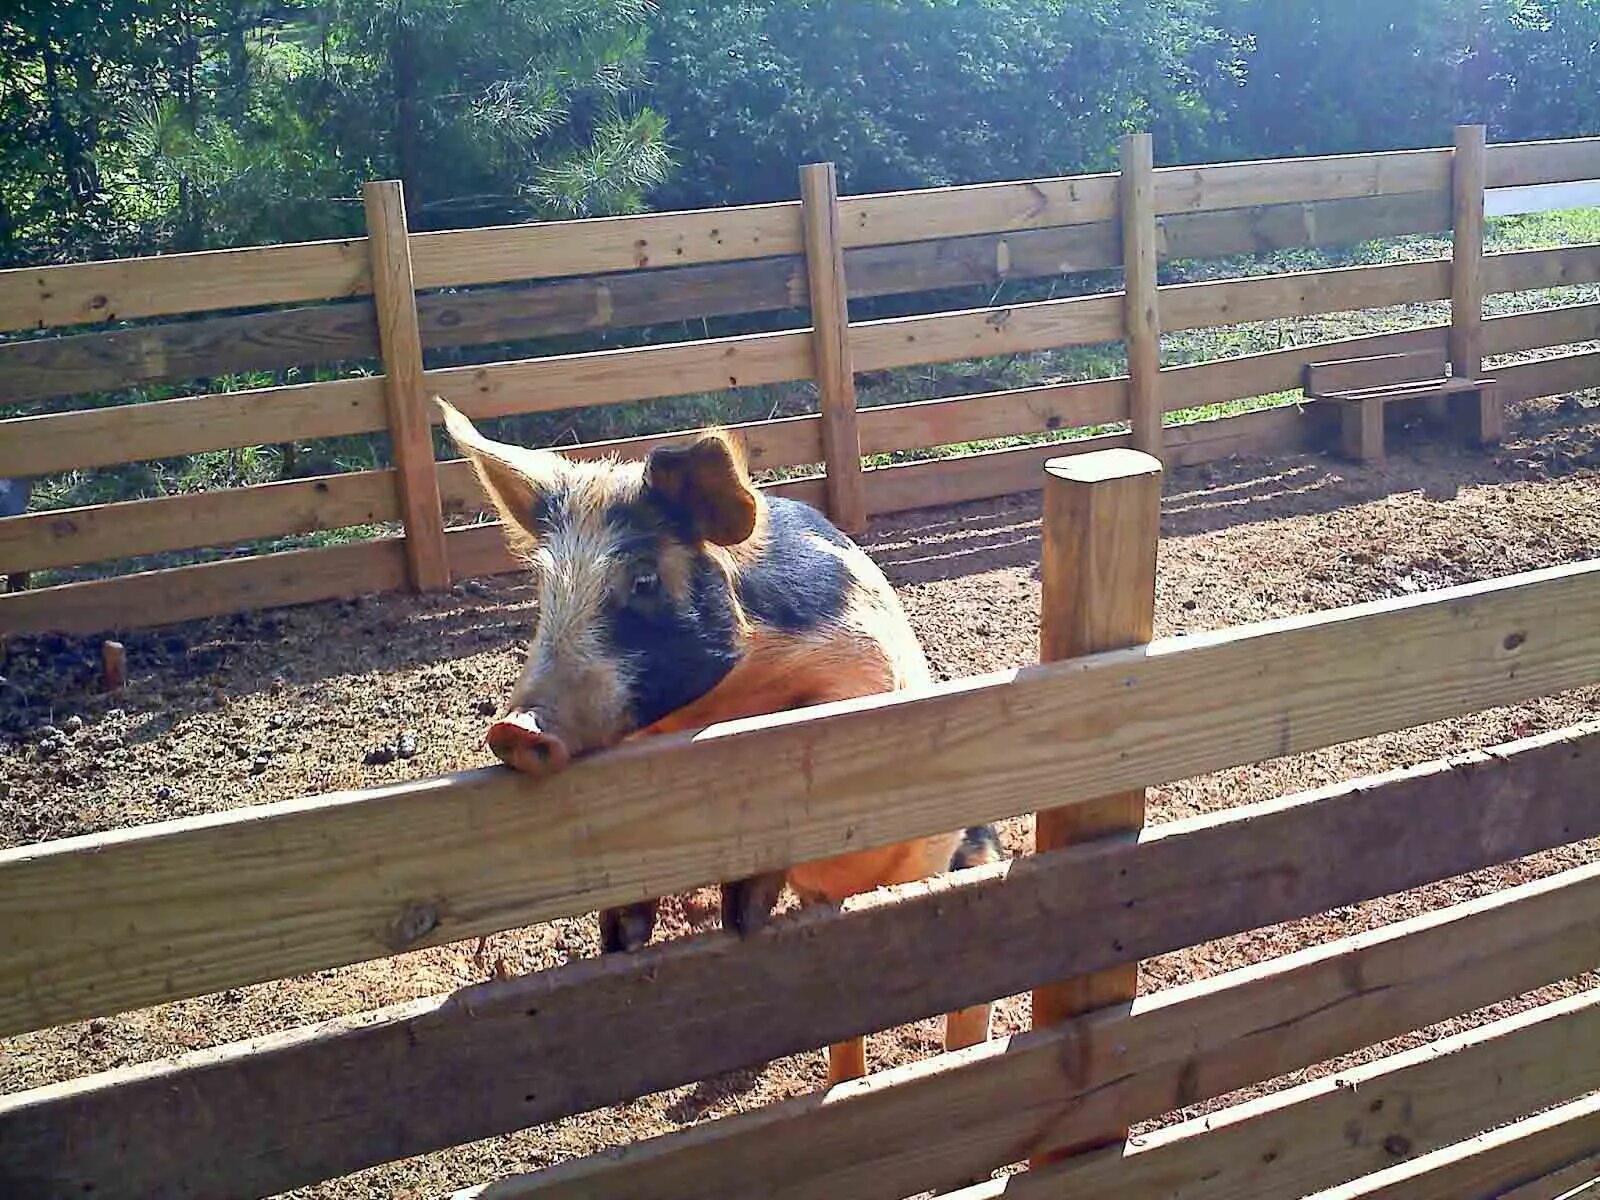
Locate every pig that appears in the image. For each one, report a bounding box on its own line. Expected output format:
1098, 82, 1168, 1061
436, 397, 999, 1084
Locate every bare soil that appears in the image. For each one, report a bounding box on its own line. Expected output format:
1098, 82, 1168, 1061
2, 396, 1599, 1198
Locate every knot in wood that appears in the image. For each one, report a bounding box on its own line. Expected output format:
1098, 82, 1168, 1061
388, 900, 440, 949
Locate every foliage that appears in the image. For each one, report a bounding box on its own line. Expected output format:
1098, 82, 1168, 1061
646, 0, 1230, 207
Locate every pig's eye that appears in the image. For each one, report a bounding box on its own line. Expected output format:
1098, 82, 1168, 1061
630, 570, 661, 600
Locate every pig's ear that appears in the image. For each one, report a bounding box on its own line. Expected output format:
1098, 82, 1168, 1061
645, 432, 759, 546
434, 397, 558, 544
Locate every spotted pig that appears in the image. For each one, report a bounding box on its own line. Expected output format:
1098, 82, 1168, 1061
437, 398, 1000, 1082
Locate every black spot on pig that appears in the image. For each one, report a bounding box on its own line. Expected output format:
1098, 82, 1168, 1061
735, 499, 851, 633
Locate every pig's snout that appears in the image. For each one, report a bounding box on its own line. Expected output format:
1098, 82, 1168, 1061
486, 711, 571, 776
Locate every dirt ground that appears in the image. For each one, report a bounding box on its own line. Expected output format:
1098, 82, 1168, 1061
2, 395, 1599, 1198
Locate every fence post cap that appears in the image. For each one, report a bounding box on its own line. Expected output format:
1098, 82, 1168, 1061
1044, 447, 1163, 483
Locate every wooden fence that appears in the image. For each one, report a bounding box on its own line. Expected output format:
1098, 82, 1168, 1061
2, 129, 1599, 636
2, 442, 1598, 1197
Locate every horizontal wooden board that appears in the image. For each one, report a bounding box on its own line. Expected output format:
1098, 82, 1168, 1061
0, 303, 381, 405
1488, 136, 1600, 189
1484, 303, 1600, 356
1323, 1093, 1600, 1199
471, 842, 1600, 1200
1306, 350, 1450, 396
1155, 148, 1453, 216
863, 433, 1130, 515
0, 537, 407, 637
1485, 244, 1600, 294
1160, 189, 1452, 262
0, 376, 387, 477
409, 203, 805, 288
838, 175, 1120, 248
0, 193, 1460, 405
0, 239, 372, 334
1498, 351, 1600, 404
1162, 260, 1452, 333
989, 989, 1600, 1200
0, 470, 400, 575
856, 378, 1128, 457
851, 293, 1123, 373
0, 559, 1596, 1036
428, 328, 814, 421
11, 726, 1597, 1200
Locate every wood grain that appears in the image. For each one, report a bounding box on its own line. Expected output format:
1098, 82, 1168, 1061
1161, 260, 1452, 333
838, 174, 1120, 247
464, 849, 1600, 1200
364, 181, 449, 592
985, 988, 1600, 1200
1484, 302, 1600, 356
1485, 244, 1600, 294
855, 378, 1128, 457
0, 471, 399, 575
1487, 135, 1600, 188
0, 538, 407, 637
1031, 448, 1160, 1166
1324, 1094, 1600, 1199
0, 239, 371, 333
851, 292, 1124, 373
1154, 147, 1453, 216
800, 163, 867, 533
0, 376, 387, 478
9, 726, 1597, 1200
0, 560, 1596, 1035
1122, 135, 1163, 455
0, 303, 379, 404
1452, 126, 1488, 387
408, 202, 805, 288
1498, 351, 1600, 404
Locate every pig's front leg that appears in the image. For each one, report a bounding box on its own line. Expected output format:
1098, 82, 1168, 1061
598, 899, 659, 953
720, 870, 787, 938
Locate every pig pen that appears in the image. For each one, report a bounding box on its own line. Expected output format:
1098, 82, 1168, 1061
3, 392, 1599, 1198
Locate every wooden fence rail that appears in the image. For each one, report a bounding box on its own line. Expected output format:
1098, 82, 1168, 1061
2, 131, 1598, 637
1, 558, 1596, 1038
2, 697, 1597, 1197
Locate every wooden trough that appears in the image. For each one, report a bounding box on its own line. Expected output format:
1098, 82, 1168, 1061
2, 128, 1600, 1198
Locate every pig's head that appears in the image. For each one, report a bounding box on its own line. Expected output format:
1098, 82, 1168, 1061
437, 398, 759, 777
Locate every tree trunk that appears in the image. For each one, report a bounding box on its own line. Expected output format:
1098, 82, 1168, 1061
391, 7, 423, 220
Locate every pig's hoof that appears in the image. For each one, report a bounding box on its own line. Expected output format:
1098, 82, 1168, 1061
721, 871, 786, 938
599, 900, 658, 954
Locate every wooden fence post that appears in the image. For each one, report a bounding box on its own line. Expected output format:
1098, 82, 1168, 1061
1030, 446, 1162, 1166
1450, 124, 1503, 442
1121, 134, 1163, 460
362, 179, 451, 592
799, 162, 868, 534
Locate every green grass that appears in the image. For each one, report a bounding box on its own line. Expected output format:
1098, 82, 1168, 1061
15, 207, 1600, 585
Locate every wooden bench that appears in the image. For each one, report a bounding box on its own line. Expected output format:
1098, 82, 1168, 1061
1303, 348, 1504, 464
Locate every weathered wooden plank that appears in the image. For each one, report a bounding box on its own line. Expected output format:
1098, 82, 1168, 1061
1154, 148, 1453, 216
0, 239, 372, 333
1453, 126, 1489, 385
1123, 134, 1163, 456
979, 988, 1600, 1200
1306, 350, 1450, 396
855, 378, 1128, 457
1498, 351, 1600, 403
0, 471, 399, 575
1162, 260, 1452, 334
837, 175, 1121, 248
1323, 1094, 1600, 1199
10, 726, 1598, 1200
0, 537, 407, 637
1159, 189, 1452, 262
851, 293, 1124, 374
427, 328, 814, 421
1030, 447, 1160, 1167
1, 559, 1596, 1036
1485, 243, 1600, 293
467, 844, 1600, 1200
0, 303, 379, 404
800, 162, 867, 532
364, 180, 450, 592
1487, 136, 1600, 189
0, 377, 387, 478
859, 405, 1313, 518
1484, 302, 1600, 356
408, 203, 805, 288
